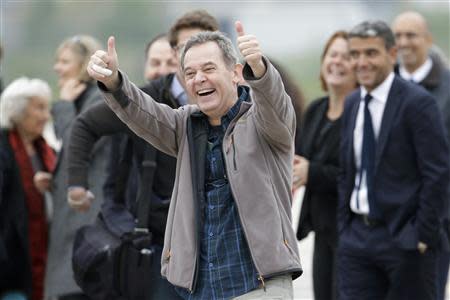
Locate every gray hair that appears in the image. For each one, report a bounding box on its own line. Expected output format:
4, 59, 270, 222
180, 31, 239, 71
0, 77, 51, 128
349, 20, 396, 50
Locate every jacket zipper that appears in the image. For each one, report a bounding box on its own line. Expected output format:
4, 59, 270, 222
258, 275, 266, 291
223, 137, 265, 289
232, 134, 237, 171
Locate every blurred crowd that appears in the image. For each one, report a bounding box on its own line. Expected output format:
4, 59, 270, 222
0, 8, 449, 300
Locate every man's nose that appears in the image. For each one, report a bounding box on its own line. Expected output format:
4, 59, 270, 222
395, 34, 408, 47
194, 71, 206, 83
355, 55, 369, 68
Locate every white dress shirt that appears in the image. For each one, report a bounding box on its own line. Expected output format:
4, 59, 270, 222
170, 74, 188, 105
350, 72, 395, 215
399, 57, 433, 83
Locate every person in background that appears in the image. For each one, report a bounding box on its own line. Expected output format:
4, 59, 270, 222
44, 35, 111, 300
144, 33, 178, 82
0, 77, 55, 300
338, 20, 449, 300
296, 30, 357, 300
392, 12, 450, 299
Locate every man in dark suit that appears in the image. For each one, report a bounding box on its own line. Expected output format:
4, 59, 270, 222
337, 20, 450, 300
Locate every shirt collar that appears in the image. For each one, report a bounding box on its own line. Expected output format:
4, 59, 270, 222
399, 57, 433, 83
214, 85, 249, 131
360, 72, 395, 104
170, 75, 187, 105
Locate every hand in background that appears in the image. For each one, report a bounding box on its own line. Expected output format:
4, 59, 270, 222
33, 171, 52, 194
67, 186, 95, 212
59, 78, 87, 101
293, 155, 309, 189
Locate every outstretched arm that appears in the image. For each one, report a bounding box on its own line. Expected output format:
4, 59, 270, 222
86, 36, 183, 157
66, 101, 131, 211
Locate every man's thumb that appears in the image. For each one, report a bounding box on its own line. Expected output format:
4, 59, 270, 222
107, 36, 116, 56
235, 21, 245, 37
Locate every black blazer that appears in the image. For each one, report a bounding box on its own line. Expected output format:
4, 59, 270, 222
338, 75, 450, 250
0, 130, 32, 297
296, 97, 342, 243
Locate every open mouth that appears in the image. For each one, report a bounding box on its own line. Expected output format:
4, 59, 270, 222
197, 88, 215, 97
328, 65, 346, 77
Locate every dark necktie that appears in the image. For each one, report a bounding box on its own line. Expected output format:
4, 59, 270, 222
360, 94, 378, 218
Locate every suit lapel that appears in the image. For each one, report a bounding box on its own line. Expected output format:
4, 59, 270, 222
374, 77, 403, 172
348, 96, 360, 176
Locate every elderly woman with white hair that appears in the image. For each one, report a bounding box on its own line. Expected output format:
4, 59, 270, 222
0, 77, 56, 300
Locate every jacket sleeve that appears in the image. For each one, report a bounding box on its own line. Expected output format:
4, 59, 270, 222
98, 72, 185, 157
408, 94, 450, 247
67, 102, 131, 188
243, 57, 296, 152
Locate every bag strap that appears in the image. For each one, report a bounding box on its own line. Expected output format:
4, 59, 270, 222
114, 135, 134, 204
134, 145, 158, 233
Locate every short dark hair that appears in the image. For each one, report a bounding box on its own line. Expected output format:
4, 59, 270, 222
180, 31, 238, 71
348, 20, 396, 50
168, 10, 219, 49
144, 33, 168, 61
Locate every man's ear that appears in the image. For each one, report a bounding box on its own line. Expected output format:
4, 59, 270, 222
425, 32, 433, 47
388, 46, 398, 66
233, 63, 244, 84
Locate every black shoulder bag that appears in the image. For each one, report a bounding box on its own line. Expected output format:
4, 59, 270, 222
72, 138, 159, 300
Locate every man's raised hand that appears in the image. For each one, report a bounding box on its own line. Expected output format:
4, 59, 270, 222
87, 36, 120, 90
235, 21, 266, 78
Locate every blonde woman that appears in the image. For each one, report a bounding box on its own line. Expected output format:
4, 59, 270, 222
44, 35, 111, 300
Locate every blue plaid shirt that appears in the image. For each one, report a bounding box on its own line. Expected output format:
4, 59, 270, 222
176, 87, 260, 299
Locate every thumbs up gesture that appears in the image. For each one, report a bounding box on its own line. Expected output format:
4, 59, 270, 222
236, 21, 266, 78
87, 36, 120, 90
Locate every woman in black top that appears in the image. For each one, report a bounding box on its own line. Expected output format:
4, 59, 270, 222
295, 31, 357, 300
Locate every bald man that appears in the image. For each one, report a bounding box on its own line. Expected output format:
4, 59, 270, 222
393, 11, 450, 300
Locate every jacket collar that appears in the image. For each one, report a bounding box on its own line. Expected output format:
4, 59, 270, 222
190, 85, 252, 122
374, 75, 404, 172
420, 54, 442, 89
394, 54, 442, 90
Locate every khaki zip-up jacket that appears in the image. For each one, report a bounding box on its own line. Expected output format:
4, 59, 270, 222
101, 58, 303, 291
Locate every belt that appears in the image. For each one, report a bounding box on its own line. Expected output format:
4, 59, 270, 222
355, 214, 381, 227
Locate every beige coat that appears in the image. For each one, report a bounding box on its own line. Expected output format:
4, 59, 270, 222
101, 58, 303, 291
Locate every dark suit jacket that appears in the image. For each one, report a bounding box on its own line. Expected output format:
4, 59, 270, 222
338, 75, 450, 250
296, 97, 341, 243
0, 130, 33, 298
